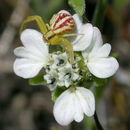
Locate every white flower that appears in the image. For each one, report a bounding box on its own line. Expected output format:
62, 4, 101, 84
13, 29, 49, 78
53, 87, 95, 126
44, 52, 81, 88
82, 27, 119, 78
58, 10, 93, 51
58, 63, 80, 87
44, 69, 58, 91
51, 52, 68, 69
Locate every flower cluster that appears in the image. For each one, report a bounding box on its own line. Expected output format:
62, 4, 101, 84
13, 10, 119, 126
44, 52, 81, 90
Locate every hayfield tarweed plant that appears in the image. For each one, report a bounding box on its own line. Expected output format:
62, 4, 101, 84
13, 9, 119, 127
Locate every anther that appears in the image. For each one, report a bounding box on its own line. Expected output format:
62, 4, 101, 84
57, 59, 64, 66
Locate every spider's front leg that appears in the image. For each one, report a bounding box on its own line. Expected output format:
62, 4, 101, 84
19, 15, 48, 35
50, 37, 74, 63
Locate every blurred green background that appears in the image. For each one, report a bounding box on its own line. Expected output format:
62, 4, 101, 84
0, 0, 130, 130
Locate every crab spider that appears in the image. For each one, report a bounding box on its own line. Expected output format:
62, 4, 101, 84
19, 13, 81, 63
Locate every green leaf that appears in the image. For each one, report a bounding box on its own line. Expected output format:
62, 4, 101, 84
52, 87, 67, 102
111, 53, 119, 59
92, 0, 107, 30
29, 74, 46, 85
68, 0, 85, 16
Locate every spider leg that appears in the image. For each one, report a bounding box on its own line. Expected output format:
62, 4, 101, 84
46, 24, 50, 30
62, 33, 84, 37
50, 37, 74, 63
19, 15, 48, 35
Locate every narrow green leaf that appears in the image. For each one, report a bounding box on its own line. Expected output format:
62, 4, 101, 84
68, 0, 85, 16
92, 0, 107, 30
29, 74, 46, 85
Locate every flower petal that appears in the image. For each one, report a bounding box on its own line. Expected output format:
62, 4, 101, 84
20, 29, 48, 56
73, 95, 84, 122
14, 29, 49, 78
14, 47, 47, 62
53, 89, 75, 126
72, 23, 94, 51
89, 43, 111, 59
13, 58, 44, 78
87, 57, 119, 78
14, 47, 29, 58
95, 43, 111, 58
76, 87, 95, 117
82, 27, 104, 58
91, 27, 103, 51
73, 14, 83, 31
58, 10, 71, 15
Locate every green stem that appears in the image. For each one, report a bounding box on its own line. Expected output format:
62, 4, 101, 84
94, 111, 104, 130
71, 121, 80, 130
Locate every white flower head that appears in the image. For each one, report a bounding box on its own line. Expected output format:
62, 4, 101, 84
13, 29, 49, 78
44, 52, 81, 88
13, 10, 119, 127
58, 62, 80, 87
53, 87, 95, 126
82, 27, 119, 78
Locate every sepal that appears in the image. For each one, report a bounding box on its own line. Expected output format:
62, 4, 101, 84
52, 87, 67, 102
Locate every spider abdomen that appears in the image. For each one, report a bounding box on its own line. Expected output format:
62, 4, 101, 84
43, 13, 75, 42
51, 13, 75, 35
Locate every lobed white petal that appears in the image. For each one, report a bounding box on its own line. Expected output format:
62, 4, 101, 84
53, 89, 75, 126
20, 29, 48, 56
81, 25, 119, 78
13, 58, 44, 78
53, 87, 95, 126
72, 24, 94, 51
94, 43, 111, 58
72, 14, 83, 31
76, 87, 95, 117
73, 94, 84, 122
88, 43, 111, 59
14, 47, 47, 62
14, 29, 49, 78
91, 27, 103, 51
82, 26, 103, 58
87, 57, 119, 78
